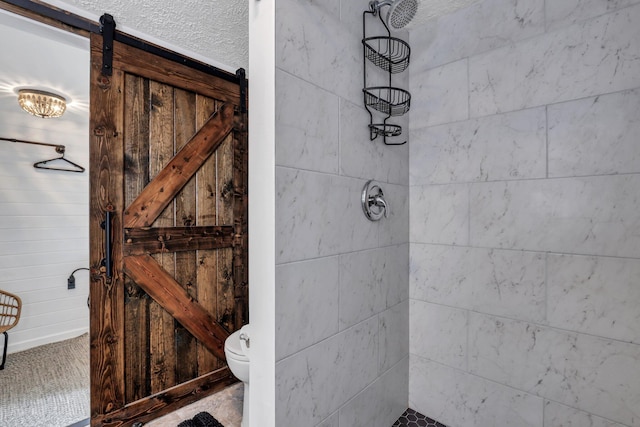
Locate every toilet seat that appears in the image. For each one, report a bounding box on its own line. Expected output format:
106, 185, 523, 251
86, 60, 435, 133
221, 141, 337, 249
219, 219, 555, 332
225, 329, 249, 362
223, 324, 251, 427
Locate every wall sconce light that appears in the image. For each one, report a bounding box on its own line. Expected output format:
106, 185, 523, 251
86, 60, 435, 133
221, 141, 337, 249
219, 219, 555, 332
18, 89, 67, 118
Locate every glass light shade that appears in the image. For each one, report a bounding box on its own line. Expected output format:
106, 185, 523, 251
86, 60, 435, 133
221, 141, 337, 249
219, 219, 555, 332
18, 89, 66, 118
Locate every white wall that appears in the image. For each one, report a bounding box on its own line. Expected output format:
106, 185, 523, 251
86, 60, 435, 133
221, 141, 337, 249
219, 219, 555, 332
409, 0, 640, 426
0, 12, 90, 354
0, 145, 89, 353
273, 1, 410, 426
248, 0, 276, 424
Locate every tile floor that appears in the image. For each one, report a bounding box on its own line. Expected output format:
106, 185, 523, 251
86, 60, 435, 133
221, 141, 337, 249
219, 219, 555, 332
392, 408, 448, 427
146, 383, 243, 427
85, 386, 440, 427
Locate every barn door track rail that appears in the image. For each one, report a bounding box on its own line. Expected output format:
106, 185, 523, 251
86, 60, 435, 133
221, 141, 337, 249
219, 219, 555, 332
0, 1, 244, 85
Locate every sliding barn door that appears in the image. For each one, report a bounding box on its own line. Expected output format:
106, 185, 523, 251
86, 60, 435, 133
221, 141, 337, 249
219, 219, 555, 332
88, 33, 248, 426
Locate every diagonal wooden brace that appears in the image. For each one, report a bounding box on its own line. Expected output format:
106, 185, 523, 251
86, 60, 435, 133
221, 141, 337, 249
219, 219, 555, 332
123, 254, 230, 361
123, 103, 235, 228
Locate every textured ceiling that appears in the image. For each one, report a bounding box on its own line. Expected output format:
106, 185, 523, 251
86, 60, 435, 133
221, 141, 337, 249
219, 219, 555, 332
411, 0, 481, 26
48, 0, 248, 72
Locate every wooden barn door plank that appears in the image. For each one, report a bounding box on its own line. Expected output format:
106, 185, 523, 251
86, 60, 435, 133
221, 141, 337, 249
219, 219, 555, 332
217, 131, 235, 333
122, 73, 151, 404
231, 113, 249, 331
123, 226, 235, 255
173, 88, 199, 385
110, 39, 240, 106
89, 33, 126, 416
195, 96, 220, 375
148, 80, 177, 395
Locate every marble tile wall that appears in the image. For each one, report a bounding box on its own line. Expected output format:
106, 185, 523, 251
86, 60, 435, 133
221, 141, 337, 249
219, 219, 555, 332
274, 0, 410, 426
409, 1, 640, 426
547, 88, 640, 177
469, 6, 640, 117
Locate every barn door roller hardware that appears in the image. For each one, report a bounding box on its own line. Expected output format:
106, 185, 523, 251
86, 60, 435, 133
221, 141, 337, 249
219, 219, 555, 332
100, 14, 115, 76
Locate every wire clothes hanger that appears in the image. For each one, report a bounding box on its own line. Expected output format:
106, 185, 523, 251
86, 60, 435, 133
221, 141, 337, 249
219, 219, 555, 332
33, 145, 85, 173
0, 137, 85, 173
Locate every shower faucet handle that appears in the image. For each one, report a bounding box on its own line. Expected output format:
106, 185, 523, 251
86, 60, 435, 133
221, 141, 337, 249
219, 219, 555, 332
373, 194, 389, 218
362, 180, 390, 221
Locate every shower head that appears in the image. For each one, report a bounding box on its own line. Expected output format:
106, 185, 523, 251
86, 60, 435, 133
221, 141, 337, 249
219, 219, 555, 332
369, 0, 418, 30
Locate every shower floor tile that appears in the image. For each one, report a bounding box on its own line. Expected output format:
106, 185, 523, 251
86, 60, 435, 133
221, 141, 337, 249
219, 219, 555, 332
392, 408, 448, 427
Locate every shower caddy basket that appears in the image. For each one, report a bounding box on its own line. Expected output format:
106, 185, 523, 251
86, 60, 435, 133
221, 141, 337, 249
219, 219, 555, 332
362, 5, 411, 145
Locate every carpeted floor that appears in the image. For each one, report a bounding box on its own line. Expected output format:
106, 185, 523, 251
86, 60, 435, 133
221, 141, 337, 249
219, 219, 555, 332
0, 333, 90, 427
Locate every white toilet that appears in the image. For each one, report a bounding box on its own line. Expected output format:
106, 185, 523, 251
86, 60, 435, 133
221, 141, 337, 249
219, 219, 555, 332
225, 324, 251, 427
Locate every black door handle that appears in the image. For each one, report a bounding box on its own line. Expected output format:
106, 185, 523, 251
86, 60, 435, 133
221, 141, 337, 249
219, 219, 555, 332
100, 210, 113, 280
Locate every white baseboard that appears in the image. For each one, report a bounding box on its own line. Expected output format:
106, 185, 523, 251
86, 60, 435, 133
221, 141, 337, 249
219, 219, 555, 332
6, 327, 89, 354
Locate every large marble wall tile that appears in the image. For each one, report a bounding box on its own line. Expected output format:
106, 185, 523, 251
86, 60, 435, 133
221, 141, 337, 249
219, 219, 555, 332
410, 244, 545, 322
470, 175, 640, 258
409, 356, 543, 427
548, 88, 640, 177
410, 108, 546, 185
410, 300, 467, 369
411, 243, 469, 302
546, 0, 640, 31
316, 412, 339, 427
276, 317, 379, 427
339, 99, 409, 186
275, 69, 340, 174
276, 168, 378, 263
411, 184, 469, 245
379, 183, 410, 247
469, 6, 640, 116
543, 401, 627, 427
276, 257, 340, 361
382, 244, 410, 308
547, 254, 640, 344
379, 300, 409, 373
315, 0, 341, 18
468, 313, 640, 426
341, 385, 379, 427
276, 0, 362, 106
339, 245, 407, 330
410, 0, 545, 71
410, 59, 468, 128
339, 356, 408, 427
339, 249, 386, 329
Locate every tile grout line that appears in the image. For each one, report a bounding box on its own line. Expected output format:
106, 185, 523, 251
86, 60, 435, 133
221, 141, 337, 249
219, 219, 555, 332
545, 105, 549, 179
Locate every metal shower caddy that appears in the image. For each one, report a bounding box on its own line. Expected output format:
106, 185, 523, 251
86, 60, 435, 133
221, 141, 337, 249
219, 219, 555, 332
362, 1, 412, 145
